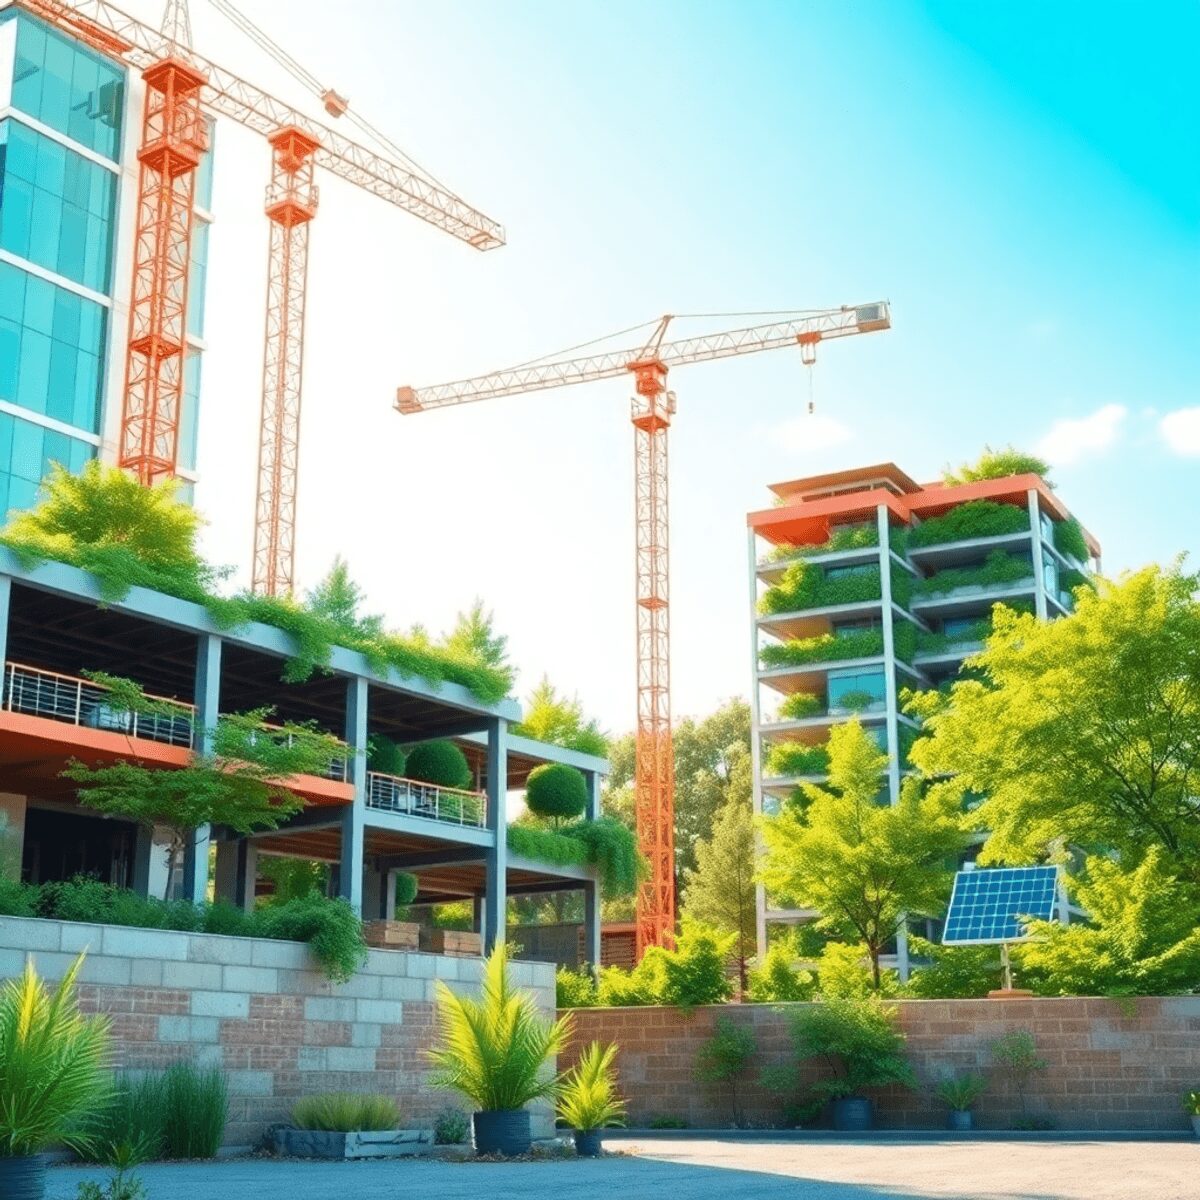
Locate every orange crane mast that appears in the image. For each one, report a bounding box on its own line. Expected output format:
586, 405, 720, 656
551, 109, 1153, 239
12, 0, 504, 595
397, 302, 892, 955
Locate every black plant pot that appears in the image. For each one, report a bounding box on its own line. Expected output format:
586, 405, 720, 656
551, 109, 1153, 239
574, 1129, 603, 1157
947, 1109, 973, 1132
473, 1109, 531, 1156
0, 1154, 46, 1200
831, 1097, 873, 1132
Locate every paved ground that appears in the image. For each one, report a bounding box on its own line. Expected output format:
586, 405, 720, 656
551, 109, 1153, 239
47, 1135, 1198, 1200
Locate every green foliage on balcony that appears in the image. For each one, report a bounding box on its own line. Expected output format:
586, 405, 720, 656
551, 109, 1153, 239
507, 817, 640, 897
760, 628, 885, 669
759, 561, 882, 615
908, 500, 1030, 548
915, 619, 991, 655
942, 445, 1052, 486
892, 620, 917, 663
771, 524, 880, 561
889, 569, 914, 609
914, 550, 1033, 598
765, 742, 830, 777
1053, 517, 1089, 563
1060, 567, 1094, 595
778, 692, 824, 720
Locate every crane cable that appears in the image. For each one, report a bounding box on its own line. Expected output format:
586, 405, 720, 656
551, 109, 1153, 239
204, 0, 461, 197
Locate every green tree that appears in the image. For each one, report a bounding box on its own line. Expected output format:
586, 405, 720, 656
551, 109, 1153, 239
1016, 849, 1200, 996
694, 1016, 757, 1126
440, 599, 512, 680
304, 556, 383, 639
943, 445, 1052, 486
681, 798, 757, 993
513, 676, 608, 757
759, 721, 965, 988
907, 565, 1200, 879
63, 678, 343, 899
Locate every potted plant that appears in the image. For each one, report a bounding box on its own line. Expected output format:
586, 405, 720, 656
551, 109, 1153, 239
0, 955, 111, 1200
935, 1072, 987, 1131
1184, 1091, 1200, 1139
787, 997, 914, 1131
558, 1042, 627, 1156
273, 1093, 431, 1159
428, 943, 572, 1156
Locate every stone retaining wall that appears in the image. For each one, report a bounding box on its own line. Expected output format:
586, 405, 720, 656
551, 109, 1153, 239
0, 916, 556, 1147
562, 997, 1200, 1132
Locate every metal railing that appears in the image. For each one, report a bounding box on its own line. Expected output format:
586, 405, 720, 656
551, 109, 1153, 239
2, 661, 195, 748
247, 720, 348, 782
365, 771, 486, 828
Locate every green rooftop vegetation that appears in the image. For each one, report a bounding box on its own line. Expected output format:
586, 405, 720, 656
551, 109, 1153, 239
942, 444, 1052, 486
908, 499, 1030, 548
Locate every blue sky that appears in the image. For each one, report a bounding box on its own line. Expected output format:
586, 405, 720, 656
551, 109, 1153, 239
176, 0, 1199, 730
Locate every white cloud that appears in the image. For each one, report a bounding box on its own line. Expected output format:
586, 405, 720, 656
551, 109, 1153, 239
1160, 407, 1200, 457
1036, 404, 1127, 466
771, 413, 853, 455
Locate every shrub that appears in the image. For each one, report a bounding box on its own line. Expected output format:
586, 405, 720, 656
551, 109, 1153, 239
1183, 1091, 1200, 1118
694, 1018, 757, 1126
653, 921, 735, 1008
902, 937, 1000, 999
71, 1072, 167, 1166
908, 500, 1030, 548
596, 963, 657, 1007
428, 944, 572, 1112
0, 873, 37, 916
556, 965, 598, 1009
525, 763, 588, 823
255, 896, 367, 983
558, 1042, 627, 1133
508, 817, 640, 898
760, 628, 884, 669
914, 550, 1033, 597
160, 1063, 227, 1159
764, 742, 830, 778
778, 692, 823, 720
393, 871, 419, 910
943, 446, 1051, 486
404, 740, 472, 789
833, 689, 877, 713
786, 996, 915, 1101
767, 525, 880, 560
0, 955, 111, 1159
292, 1093, 401, 1132
746, 943, 815, 1003
816, 942, 899, 999
759, 563, 882, 615
892, 620, 917, 663
935, 1072, 987, 1112
990, 1031, 1047, 1126
433, 1107, 470, 1144
648, 1115, 689, 1129
367, 734, 406, 776
1053, 517, 1089, 563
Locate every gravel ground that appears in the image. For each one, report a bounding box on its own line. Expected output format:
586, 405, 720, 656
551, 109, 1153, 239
46, 1135, 1198, 1200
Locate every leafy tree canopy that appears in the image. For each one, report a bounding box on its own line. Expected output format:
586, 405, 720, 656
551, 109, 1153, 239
759, 721, 965, 988
304, 556, 383, 640
907, 565, 1200, 878
440, 599, 510, 674
943, 444, 1052, 486
513, 676, 608, 757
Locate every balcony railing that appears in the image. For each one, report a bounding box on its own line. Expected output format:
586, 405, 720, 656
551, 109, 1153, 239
248, 720, 348, 782
2, 662, 195, 748
366, 771, 486, 828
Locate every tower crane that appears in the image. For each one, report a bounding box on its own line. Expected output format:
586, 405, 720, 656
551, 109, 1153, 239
10, 0, 503, 596
397, 302, 892, 955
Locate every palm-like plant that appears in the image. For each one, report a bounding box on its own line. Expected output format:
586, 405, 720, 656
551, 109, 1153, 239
427, 944, 572, 1112
935, 1073, 987, 1112
558, 1043, 627, 1133
0, 955, 112, 1158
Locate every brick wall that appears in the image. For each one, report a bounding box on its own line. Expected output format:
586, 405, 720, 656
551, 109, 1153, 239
562, 997, 1200, 1133
0, 916, 556, 1147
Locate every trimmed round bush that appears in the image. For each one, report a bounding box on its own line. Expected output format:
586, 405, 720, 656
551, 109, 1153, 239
368, 734, 406, 776
404, 740, 471, 789
394, 871, 418, 907
525, 762, 588, 823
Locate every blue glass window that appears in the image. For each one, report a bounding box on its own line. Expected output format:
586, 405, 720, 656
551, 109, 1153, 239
187, 219, 210, 338
0, 261, 105, 432
5, 12, 124, 160
194, 120, 216, 212
828, 668, 887, 711
0, 409, 94, 519
0, 119, 118, 292
178, 349, 201, 471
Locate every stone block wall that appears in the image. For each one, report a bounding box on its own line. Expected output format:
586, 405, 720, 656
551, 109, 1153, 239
0, 916, 556, 1147
562, 997, 1200, 1132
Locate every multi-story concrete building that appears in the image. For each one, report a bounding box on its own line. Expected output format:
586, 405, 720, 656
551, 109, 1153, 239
746, 462, 1099, 970
0, 6, 214, 511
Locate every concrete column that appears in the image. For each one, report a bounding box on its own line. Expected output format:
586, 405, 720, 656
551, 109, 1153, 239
213, 839, 238, 902
182, 634, 221, 903
382, 870, 397, 921
746, 527, 768, 959
1028, 488, 1049, 620
363, 862, 383, 920
130, 826, 154, 896
584, 769, 602, 822
483, 717, 508, 954
235, 840, 257, 912
339, 676, 368, 914
875, 505, 902, 805
472, 894, 484, 935
0, 575, 12, 679
582, 878, 601, 973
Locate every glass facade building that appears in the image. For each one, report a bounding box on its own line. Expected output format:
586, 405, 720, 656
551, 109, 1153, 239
0, 9, 214, 515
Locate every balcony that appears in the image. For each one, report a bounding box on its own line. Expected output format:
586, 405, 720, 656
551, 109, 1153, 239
2, 662, 194, 747
365, 771, 487, 829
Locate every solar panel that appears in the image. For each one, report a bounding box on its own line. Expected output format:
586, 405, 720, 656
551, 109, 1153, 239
942, 866, 1061, 945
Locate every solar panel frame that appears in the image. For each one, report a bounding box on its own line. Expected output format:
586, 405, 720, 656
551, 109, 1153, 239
942, 866, 1062, 945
